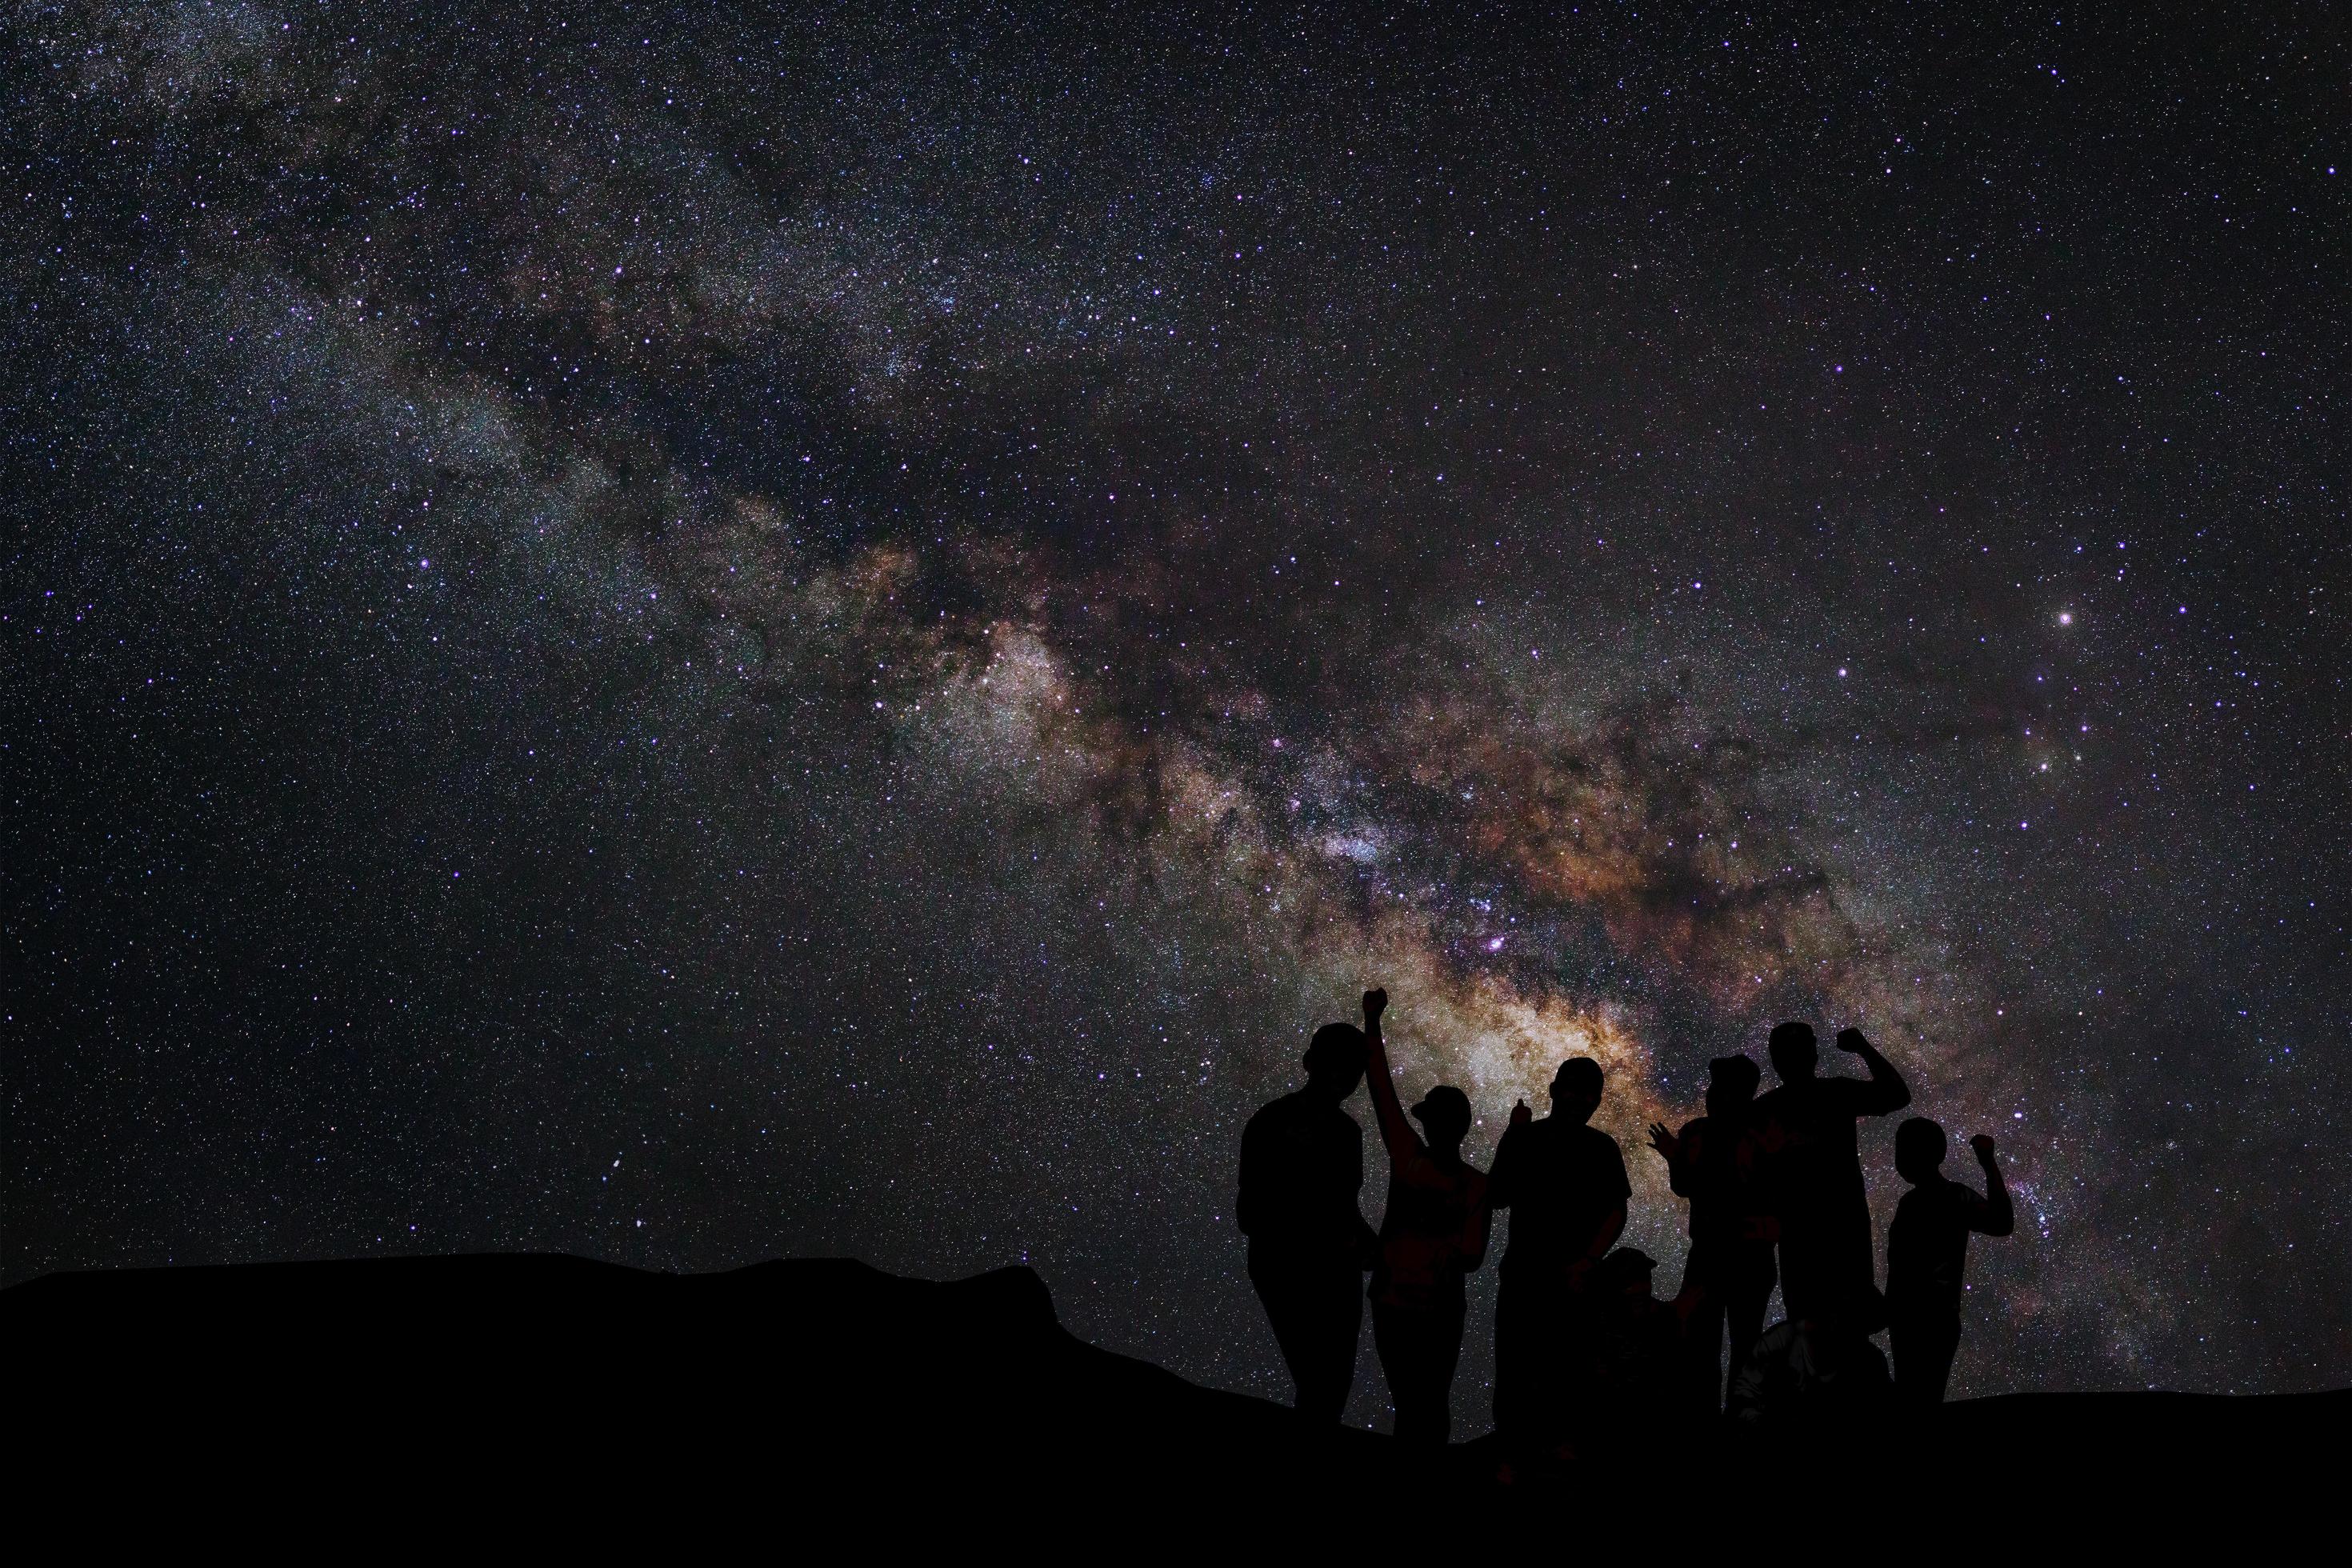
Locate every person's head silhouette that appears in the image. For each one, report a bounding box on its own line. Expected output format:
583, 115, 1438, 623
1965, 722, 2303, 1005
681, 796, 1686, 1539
1767, 1021, 1818, 1082
1706, 1054, 1762, 1118
1549, 1056, 1605, 1123
1894, 1116, 1947, 1185
1596, 1246, 1658, 1299
1302, 1022, 1370, 1103
1806, 1282, 1890, 1343
1411, 1083, 1473, 1155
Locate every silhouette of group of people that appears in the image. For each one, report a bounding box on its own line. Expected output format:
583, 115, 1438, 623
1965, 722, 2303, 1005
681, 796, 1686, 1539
1237, 991, 2013, 1465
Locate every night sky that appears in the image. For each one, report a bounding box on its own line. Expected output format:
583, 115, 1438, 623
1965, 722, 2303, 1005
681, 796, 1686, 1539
7, 3, 2349, 1423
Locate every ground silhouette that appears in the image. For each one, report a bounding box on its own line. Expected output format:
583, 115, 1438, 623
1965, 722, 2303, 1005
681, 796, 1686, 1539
3, 1255, 2343, 1530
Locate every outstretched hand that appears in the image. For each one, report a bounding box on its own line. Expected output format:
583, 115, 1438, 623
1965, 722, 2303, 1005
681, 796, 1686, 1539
1362, 987, 1388, 1024
1970, 1133, 1998, 1161
1510, 1098, 1532, 1129
1647, 1122, 1679, 1162
1835, 1026, 1870, 1055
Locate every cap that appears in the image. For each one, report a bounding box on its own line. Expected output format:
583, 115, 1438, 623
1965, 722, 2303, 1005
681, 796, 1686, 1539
1707, 1054, 1762, 1094
1410, 1084, 1471, 1124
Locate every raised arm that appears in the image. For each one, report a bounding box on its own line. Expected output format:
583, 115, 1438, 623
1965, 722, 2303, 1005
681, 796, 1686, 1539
1360, 988, 1418, 1160
1970, 1134, 2016, 1238
1835, 1027, 1911, 1115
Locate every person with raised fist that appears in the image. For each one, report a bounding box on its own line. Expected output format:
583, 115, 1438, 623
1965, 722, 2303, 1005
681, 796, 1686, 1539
1886, 1118, 2016, 1406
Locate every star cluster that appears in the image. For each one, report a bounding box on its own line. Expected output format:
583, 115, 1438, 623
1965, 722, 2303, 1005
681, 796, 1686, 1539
6, 3, 2349, 1421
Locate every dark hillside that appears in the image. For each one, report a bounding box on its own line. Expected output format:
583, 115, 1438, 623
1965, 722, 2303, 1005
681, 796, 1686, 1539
6, 1255, 2342, 1532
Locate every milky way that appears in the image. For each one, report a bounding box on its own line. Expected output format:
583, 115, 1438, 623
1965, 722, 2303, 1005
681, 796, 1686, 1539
7, 4, 2350, 1421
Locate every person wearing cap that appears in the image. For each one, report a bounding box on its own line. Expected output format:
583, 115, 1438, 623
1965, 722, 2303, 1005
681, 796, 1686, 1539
1582, 1246, 1693, 1447
1358, 987, 1490, 1445
1237, 1014, 1379, 1422
1647, 1054, 1777, 1409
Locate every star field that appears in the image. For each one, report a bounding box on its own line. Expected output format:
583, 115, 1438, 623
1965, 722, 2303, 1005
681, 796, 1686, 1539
6, 3, 2350, 1425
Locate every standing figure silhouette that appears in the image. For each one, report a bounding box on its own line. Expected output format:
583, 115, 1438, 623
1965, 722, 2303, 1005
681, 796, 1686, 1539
1486, 1056, 1630, 1461
1647, 1054, 1775, 1409
1237, 1017, 1378, 1422
1583, 1246, 1693, 1449
1752, 1022, 1910, 1326
1358, 986, 1490, 1446
1886, 1120, 2014, 1407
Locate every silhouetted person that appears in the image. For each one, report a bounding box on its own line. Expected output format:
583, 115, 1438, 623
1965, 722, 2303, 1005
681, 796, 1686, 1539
1647, 1054, 1775, 1409
1726, 1302, 1894, 1437
1887, 1120, 2014, 1407
1583, 1247, 1695, 1448
1752, 1022, 1909, 1325
1486, 1056, 1630, 1458
1238, 1018, 1378, 1422
1358, 987, 1490, 1446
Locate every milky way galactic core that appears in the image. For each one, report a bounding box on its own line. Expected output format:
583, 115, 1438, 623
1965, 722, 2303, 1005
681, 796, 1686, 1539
7, 5, 2348, 1421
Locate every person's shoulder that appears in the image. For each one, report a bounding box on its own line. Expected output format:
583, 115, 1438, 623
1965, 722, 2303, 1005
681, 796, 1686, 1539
1753, 1319, 1799, 1353
1918, 1177, 1982, 1219
1576, 1124, 1630, 1182
1510, 1114, 1556, 1145
1891, 1184, 1939, 1228
1912, 1173, 1966, 1204
1247, 1090, 1306, 1128
1678, 1114, 1710, 1143
1296, 1096, 1358, 1141
1413, 1150, 1467, 1189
